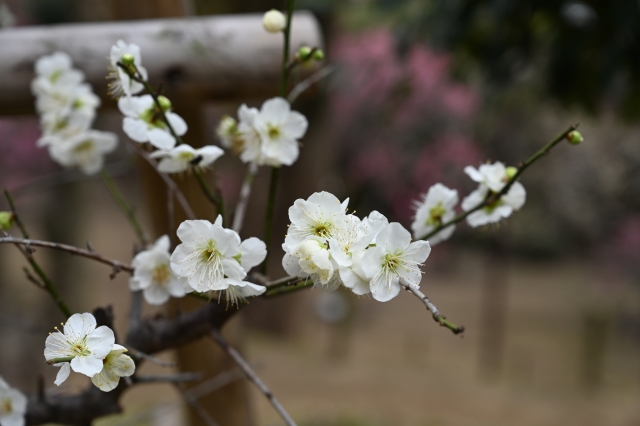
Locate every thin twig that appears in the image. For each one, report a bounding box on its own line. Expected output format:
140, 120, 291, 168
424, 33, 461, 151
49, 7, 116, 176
232, 163, 258, 233
127, 347, 177, 368
265, 275, 301, 289
3, 190, 72, 318
185, 368, 245, 400
194, 169, 225, 220
264, 279, 313, 298
287, 65, 337, 104
134, 372, 201, 384
100, 170, 148, 245
129, 142, 196, 220
23, 266, 44, 288
419, 124, 578, 241
262, 167, 280, 275
210, 329, 297, 426
400, 281, 464, 335
173, 384, 220, 426
0, 237, 133, 273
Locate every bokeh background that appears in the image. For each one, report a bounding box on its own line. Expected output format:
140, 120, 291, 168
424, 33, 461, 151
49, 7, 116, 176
1, 1, 640, 425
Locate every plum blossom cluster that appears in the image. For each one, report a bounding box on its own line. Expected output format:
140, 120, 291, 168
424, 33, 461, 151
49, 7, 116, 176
0, 377, 26, 426
110, 41, 224, 173
44, 313, 135, 392
169, 216, 268, 306
216, 97, 308, 167
282, 192, 431, 302
32, 52, 118, 175
410, 161, 527, 243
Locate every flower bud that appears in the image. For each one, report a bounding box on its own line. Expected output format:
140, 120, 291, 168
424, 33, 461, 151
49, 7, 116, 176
297, 239, 323, 258
120, 53, 135, 67
0, 211, 14, 231
297, 46, 312, 60
263, 9, 286, 33
157, 95, 172, 112
567, 130, 583, 145
505, 166, 518, 179
313, 49, 325, 61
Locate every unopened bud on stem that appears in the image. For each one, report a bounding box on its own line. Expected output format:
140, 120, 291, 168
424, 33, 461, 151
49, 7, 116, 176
157, 95, 172, 112
0, 211, 14, 230
567, 130, 584, 145
505, 166, 518, 179
263, 9, 286, 33
120, 53, 135, 67
313, 49, 325, 61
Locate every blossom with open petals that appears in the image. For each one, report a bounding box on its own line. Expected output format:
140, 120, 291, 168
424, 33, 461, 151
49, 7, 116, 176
252, 97, 307, 166
90, 344, 135, 392
31, 52, 84, 96
462, 162, 526, 227
130, 235, 186, 305
44, 313, 115, 385
411, 183, 459, 244
118, 95, 187, 150
48, 130, 118, 175
150, 145, 224, 174
108, 40, 148, 98
361, 223, 431, 302
0, 377, 26, 426
170, 220, 246, 293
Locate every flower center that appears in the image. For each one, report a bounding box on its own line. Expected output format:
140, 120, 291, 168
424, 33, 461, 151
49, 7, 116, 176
267, 124, 281, 139
50, 69, 62, 83
152, 263, 172, 285
199, 240, 221, 264
179, 152, 195, 161
483, 194, 503, 214
1, 399, 13, 414
140, 107, 167, 129
312, 221, 333, 238
427, 202, 446, 227
383, 252, 402, 273
71, 339, 90, 356
73, 140, 94, 154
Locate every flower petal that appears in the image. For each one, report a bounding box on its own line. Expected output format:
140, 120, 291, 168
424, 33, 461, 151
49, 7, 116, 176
54, 362, 71, 386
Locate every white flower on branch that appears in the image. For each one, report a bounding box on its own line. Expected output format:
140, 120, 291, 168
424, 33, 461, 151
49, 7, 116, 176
361, 223, 431, 302
108, 40, 148, 98
173, 217, 267, 304
462, 162, 526, 227
35, 82, 100, 119
48, 130, 118, 175
329, 214, 375, 295
90, 344, 135, 392
283, 191, 349, 253
150, 144, 224, 174
224, 98, 307, 167
130, 235, 186, 306
118, 95, 187, 150
263, 9, 286, 33
31, 52, 84, 96
170, 219, 247, 293
411, 183, 459, 244
44, 313, 115, 386
37, 110, 93, 143
0, 377, 26, 426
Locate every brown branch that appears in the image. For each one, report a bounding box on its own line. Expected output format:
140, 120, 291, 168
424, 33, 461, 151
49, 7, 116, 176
174, 384, 220, 426
210, 329, 297, 426
400, 281, 464, 335
0, 237, 133, 273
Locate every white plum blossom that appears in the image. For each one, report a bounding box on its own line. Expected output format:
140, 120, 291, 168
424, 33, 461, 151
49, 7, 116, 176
108, 40, 148, 98
361, 223, 431, 302
150, 144, 224, 174
31, 52, 84, 96
32, 52, 116, 176
170, 220, 246, 292
118, 95, 187, 150
48, 130, 118, 175
0, 377, 26, 426
44, 313, 115, 385
253, 97, 307, 166
172, 218, 267, 305
411, 183, 459, 244
284, 191, 349, 253
329, 215, 374, 294
130, 235, 186, 305
263, 9, 286, 33
462, 162, 526, 227
362, 210, 389, 245
221, 98, 307, 167
90, 344, 135, 392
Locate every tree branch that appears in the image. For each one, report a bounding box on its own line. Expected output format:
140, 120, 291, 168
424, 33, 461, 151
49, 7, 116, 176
210, 329, 297, 426
0, 237, 133, 273
419, 124, 578, 241
400, 281, 464, 335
